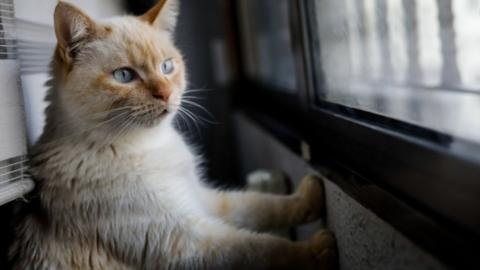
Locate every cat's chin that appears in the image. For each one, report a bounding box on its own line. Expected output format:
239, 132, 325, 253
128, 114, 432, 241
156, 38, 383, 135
133, 111, 171, 128
141, 109, 180, 128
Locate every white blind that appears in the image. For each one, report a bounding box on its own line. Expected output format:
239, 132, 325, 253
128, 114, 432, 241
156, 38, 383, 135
0, 0, 126, 205
0, 0, 33, 206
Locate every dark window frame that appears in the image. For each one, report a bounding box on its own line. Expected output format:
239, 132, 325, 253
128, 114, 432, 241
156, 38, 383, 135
230, 0, 480, 268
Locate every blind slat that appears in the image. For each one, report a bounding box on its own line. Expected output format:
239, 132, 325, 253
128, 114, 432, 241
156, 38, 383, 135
0, 0, 32, 206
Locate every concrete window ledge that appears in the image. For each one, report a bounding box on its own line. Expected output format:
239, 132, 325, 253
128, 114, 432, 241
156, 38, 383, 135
234, 112, 448, 270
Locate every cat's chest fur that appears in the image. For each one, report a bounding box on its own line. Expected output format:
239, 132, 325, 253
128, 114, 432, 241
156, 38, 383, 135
31, 124, 203, 216
14, 126, 207, 269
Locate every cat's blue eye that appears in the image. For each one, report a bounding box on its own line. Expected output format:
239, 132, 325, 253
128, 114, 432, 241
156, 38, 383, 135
161, 59, 174, 75
113, 68, 136, 83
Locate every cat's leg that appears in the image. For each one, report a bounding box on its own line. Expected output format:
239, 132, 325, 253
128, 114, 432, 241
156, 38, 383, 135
101, 216, 336, 270
199, 175, 325, 231
171, 221, 337, 270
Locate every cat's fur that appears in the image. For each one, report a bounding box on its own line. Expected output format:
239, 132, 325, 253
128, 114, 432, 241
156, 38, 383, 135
9, 1, 336, 269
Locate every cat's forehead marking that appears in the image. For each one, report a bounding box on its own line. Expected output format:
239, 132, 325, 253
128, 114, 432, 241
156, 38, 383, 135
105, 17, 171, 71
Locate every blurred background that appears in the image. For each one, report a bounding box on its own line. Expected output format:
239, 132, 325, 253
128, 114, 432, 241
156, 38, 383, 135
0, 0, 479, 269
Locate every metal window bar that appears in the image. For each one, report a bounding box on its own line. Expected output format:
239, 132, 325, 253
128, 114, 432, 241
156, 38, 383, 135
352, 0, 467, 92
0, 0, 34, 206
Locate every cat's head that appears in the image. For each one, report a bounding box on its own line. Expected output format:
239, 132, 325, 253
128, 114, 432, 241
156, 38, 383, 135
51, 0, 185, 133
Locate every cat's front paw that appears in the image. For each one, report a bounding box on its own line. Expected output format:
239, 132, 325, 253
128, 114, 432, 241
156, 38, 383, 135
291, 174, 325, 224
309, 230, 337, 269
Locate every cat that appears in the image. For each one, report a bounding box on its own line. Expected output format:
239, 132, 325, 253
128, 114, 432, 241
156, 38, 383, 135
9, 0, 337, 269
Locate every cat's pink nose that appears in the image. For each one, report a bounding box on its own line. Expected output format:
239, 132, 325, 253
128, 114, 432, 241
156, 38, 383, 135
151, 88, 171, 102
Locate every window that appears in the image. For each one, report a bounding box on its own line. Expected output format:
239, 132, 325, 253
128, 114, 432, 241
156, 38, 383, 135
233, 0, 480, 268
309, 0, 480, 144
237, 0, 297, 93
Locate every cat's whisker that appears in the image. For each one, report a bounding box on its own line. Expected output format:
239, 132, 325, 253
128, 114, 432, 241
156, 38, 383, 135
81, 110, 132, 132
180, 100, 217, 121
173, 107, 191, 133
106, 112, 129, 135
117, 115, 137, 141
173, 114, 187, 131
91, 106, 135, 120
176, 111, 194, 135
101, 105, 134, 113
180, 116, 198, 137
49, 106, 134, 132
183, 88, 216, 94
38, 111, 131, 149
103, 125, 123, 146
178, 106, 214, 139
180, 95, 205, 100
177, 104, 219, 126
177, 107, 201, 135
105, 114, 134, 146
178, 107, 200, 126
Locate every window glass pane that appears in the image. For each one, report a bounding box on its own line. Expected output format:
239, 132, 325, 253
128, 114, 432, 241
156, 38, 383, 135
238, 0, 297, 93
311, 0, 480, 143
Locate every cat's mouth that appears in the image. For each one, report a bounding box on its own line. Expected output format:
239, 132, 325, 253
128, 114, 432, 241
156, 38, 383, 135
131, 105, 169, 127
103, 103, 169, 130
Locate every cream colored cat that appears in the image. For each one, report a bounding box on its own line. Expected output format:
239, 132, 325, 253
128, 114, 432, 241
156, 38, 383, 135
9, 1, 337, 269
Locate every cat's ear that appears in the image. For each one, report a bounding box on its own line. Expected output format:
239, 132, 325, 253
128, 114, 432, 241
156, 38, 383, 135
140, 0, 179, 33
54, 1, 97, 60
